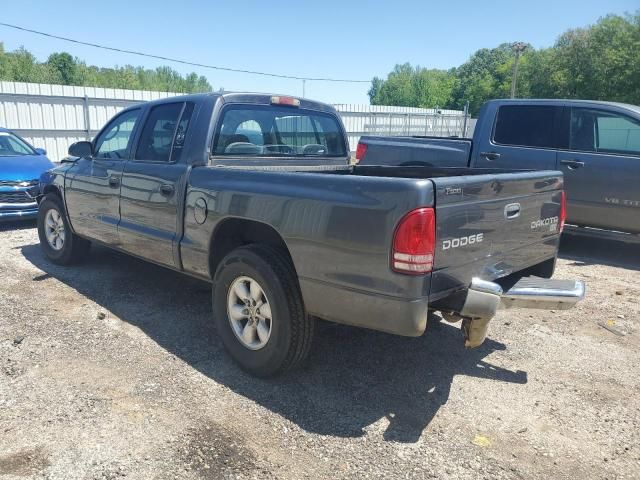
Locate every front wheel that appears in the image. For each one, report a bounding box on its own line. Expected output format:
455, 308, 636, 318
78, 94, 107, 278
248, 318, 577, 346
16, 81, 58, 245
213, 245, 314, 377
37, 195, 90, 265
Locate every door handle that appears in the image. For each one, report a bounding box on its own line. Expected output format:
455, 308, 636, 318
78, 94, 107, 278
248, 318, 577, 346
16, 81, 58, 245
108, 176, 120, 188
480, 151, 501, 161
504, 202, 521, 219
560, 159, 585, 169
159, 184, 175, 197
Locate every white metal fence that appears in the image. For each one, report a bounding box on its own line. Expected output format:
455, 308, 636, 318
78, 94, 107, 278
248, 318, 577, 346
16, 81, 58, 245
0, 81, 471, 160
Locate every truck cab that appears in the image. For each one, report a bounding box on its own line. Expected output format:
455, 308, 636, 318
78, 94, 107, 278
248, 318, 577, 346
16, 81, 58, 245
472, 99, 640, 234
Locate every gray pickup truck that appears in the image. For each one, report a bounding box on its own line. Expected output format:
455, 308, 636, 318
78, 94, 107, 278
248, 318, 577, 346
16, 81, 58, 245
357, 99, 640, 238
37, 93, 584, 376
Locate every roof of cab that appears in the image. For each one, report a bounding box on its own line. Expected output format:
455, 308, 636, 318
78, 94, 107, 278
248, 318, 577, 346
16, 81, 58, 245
486, 98, 640, 114
134, 92, 338, 114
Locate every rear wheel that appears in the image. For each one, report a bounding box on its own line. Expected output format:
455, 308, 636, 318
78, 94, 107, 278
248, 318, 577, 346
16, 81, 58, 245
37, 195, 90, 265
213, 245, 313, 377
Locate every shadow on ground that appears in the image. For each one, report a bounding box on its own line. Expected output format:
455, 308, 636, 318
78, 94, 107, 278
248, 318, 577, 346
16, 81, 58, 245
560, 232, 640, 271
21, 242, 527, 443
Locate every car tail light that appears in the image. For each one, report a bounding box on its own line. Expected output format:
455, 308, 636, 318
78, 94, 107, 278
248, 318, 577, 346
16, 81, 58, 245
392, 207, 436, 274
355, 142, 367, 164
271, 96, 300, 107
559, 190, 567, 232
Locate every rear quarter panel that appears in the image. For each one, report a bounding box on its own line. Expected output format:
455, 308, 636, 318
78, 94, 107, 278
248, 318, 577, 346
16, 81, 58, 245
180, 167, 435, 305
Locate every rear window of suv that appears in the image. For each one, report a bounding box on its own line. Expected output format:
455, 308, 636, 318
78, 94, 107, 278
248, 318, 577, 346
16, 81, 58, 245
493, 105, 559, 149
212, 105, 347, 157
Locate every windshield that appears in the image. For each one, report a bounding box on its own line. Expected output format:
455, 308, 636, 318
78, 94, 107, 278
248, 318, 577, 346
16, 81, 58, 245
0, 132, 36, 157
212, 105, 347, 157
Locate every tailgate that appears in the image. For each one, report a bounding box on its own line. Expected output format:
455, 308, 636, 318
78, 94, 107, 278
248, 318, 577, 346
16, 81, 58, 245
430, 170, 563, 298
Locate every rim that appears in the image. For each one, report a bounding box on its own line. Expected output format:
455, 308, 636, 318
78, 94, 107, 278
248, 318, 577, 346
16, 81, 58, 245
227, 276, 272, 350
44, 208, 66, 251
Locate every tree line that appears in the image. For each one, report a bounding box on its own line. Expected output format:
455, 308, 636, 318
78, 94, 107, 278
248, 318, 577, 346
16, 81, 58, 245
0, 46, 213, 93
368, 12, 640, 115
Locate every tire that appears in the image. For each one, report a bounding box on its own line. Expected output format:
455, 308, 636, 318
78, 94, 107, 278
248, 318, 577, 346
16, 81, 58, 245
37, 194, 90, 265
213, 244, 314, 377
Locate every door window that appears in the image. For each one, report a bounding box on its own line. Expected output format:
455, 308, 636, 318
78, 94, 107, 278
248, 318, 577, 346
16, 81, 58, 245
493, 105, 559, 149
570, 108, 640, 156
135, 103, 185, 162
94, 109, 140, 159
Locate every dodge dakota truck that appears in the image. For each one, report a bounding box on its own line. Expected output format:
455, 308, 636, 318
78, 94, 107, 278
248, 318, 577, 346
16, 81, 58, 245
357, 99, 640, 239
37, 93, 584, 376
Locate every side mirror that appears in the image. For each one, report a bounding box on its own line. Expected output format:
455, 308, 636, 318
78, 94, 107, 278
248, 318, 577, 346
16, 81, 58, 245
35, 147, 47, 156
68, 141, 94, 158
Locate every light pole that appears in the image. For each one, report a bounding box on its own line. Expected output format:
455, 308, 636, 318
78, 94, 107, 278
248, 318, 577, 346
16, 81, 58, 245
510, 42, 528, 98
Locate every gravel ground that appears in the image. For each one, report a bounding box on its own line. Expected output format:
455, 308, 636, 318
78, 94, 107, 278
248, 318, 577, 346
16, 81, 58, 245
1, 221, 639, 479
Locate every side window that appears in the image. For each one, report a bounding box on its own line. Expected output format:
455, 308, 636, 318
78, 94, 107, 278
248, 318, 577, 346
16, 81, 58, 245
493, 105, 559, 149
570, 108, 640, 156
94, 109, 140, 159
135, 103, 184, 162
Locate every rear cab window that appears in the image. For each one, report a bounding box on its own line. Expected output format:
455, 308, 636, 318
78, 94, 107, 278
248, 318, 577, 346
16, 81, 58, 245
493, 105, 561, 149
212, 105, 347, 158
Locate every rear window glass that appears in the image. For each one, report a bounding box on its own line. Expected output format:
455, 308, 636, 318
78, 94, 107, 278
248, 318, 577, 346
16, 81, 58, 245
212, 105, 346, 157
493, 105, 559, 149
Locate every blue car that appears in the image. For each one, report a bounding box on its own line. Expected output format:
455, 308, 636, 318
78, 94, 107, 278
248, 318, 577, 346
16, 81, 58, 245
0, 128, 54, 221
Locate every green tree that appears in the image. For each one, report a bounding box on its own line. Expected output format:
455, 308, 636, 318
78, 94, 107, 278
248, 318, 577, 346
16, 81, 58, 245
368, 63, 455, 108
46, 52, 78, 85
0, 44, 214, 93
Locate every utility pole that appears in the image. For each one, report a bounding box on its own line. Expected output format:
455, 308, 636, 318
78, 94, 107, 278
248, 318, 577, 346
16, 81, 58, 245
510, 42, 528, 98
302, 79, 306, 98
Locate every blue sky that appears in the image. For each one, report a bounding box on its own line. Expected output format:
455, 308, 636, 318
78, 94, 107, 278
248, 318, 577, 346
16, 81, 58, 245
1, 0, 637, 104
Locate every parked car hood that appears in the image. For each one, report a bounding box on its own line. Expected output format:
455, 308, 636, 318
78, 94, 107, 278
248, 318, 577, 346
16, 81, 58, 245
0, 154, 54, 182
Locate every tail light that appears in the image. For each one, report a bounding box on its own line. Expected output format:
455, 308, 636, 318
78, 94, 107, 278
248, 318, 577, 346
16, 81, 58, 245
559, 191, 567, 232
392, 207, 436, 274
355, 142, 367, 164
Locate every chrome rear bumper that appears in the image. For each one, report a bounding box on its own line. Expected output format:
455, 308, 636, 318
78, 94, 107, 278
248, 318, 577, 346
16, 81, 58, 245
500, 277, 585, 310
458, 276, 585, 348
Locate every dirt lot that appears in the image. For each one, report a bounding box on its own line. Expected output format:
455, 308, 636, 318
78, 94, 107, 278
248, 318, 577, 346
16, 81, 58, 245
1, 222, 639, 479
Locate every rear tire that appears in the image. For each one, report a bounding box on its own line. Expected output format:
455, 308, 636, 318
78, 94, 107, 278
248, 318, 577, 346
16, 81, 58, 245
37, 195, 90, 265
213, 245, 313, 377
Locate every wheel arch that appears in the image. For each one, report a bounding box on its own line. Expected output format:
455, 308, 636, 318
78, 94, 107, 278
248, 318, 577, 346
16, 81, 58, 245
208, 218, 296, 281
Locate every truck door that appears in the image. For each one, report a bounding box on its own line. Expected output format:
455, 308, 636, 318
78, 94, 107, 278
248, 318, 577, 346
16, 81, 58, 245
558, 107, 640, 233
64, 108, 141, 245
118, 102, 195, 267
473, 104, 561, 170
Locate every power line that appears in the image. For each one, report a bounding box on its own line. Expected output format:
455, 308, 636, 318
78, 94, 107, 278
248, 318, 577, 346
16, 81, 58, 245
0, 22, 370, 84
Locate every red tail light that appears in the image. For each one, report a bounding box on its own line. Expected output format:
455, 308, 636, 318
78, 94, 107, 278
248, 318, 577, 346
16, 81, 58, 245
392, 207, 436, 274
559, 190, 567, 232
355, 142, 367, 164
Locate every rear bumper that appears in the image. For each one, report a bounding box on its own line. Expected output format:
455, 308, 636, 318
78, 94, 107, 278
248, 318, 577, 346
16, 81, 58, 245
300, 277, 430, 337
458, 276, 585, 347
499, 277, 585, 310
0, 203, 38, 221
